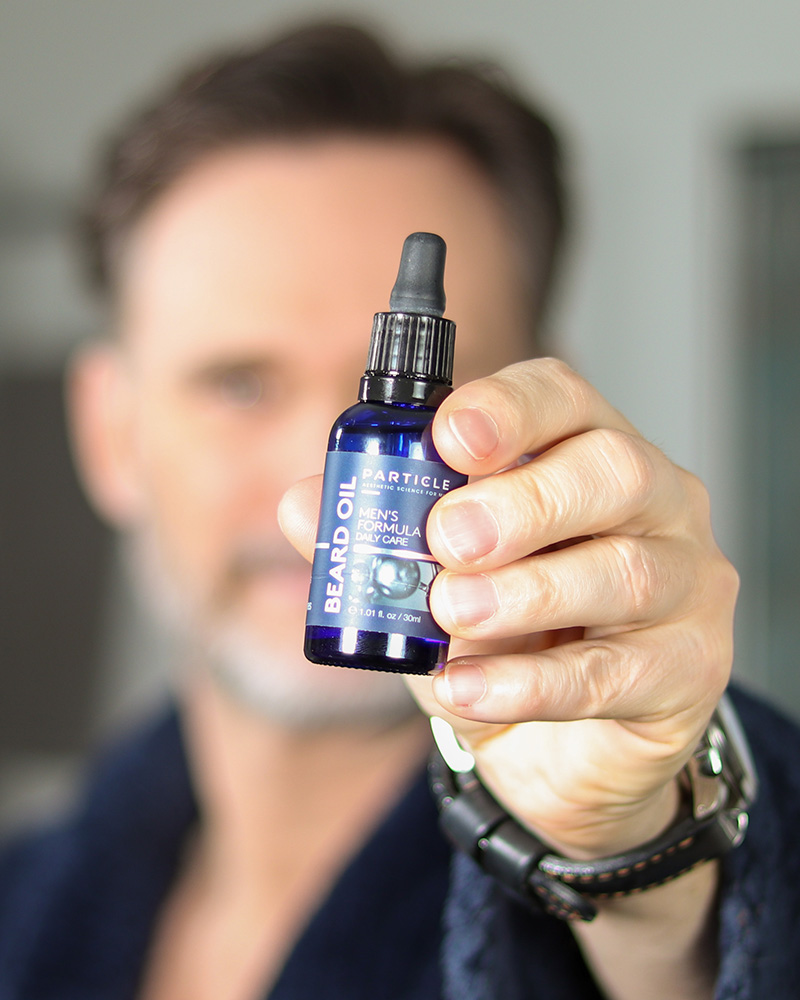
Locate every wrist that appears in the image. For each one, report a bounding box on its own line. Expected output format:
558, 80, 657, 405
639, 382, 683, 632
533, 778, 681, 862
428, 694, 757, 922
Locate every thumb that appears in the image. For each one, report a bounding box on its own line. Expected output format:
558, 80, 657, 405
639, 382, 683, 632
278, 475, 323, 563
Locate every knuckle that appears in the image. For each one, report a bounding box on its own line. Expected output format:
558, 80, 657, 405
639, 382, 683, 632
511, 465, 565, 532
528, 560, 562, 624
589, 428, 657, 504
571, 640, 626, 718
607, 536, 661, 620
538, 356, 575, 380
666, 617, 732, 707
682, 469, 711, 513
541, 357, 595, 419
678, 469, 714, 529
702, 551, 740, 614
536, 356, 574, 380
720, 557, 741, 602
694, 624, 735, 695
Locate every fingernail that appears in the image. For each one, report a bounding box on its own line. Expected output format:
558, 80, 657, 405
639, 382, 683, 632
436, 500, 499, 563
448, 407, 499, 461
444, 662, 487, 707
440, 573, 498, 627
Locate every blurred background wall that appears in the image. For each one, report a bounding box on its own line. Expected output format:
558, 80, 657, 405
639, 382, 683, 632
2, 0, 800, 831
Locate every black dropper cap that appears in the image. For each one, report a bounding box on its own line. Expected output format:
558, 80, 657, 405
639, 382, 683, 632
360, 232, 456, 406
388, 231, 447, 316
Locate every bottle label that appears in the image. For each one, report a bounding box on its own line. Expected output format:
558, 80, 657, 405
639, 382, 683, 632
306, 451, 468, 641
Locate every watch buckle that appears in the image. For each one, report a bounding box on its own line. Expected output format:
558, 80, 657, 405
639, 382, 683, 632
685, 694, 759, 845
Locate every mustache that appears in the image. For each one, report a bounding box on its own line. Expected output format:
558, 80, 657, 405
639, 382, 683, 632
227, 538, 310, 580
211, 537, 310, 614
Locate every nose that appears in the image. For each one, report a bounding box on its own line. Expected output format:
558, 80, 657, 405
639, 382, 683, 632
276, 399, 337, 482
249, 384, 351, 512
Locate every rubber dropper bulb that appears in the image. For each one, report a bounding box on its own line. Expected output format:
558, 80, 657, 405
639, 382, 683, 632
389, 232, 447, 317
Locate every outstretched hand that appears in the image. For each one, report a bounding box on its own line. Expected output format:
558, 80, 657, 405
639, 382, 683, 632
280, 358, 738, 859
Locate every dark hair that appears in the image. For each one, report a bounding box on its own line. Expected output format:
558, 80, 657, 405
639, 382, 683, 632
83, 21, 566, 330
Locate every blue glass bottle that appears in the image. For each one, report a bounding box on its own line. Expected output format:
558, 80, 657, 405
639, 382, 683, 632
304, 233, 466, 674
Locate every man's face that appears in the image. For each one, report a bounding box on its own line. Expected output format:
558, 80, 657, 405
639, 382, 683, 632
98, 136, 531, 723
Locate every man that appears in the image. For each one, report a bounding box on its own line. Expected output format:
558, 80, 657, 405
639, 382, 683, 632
1, 20, 798, 1000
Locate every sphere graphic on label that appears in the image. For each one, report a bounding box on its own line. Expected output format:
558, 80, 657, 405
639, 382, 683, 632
370, 556, 421, 600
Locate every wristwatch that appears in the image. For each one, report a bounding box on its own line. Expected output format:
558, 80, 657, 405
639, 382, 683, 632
428, 693, 758, 922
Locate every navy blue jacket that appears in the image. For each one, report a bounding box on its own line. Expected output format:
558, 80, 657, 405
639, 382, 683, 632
0, 686, 798, 999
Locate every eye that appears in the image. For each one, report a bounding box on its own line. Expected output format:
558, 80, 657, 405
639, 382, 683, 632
187, 360, 281, 412
215, 367, 265, 408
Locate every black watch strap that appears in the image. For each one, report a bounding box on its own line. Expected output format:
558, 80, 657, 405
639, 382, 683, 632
428, 693, 758, 922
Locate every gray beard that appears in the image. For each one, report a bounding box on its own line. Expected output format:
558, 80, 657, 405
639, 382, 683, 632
122, 530, 419, 731
206, 624, 418, 730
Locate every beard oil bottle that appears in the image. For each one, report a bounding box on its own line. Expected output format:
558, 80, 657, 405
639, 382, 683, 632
304, 232, 466, 675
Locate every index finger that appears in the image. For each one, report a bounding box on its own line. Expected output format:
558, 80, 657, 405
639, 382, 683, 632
434, 357, 638, 476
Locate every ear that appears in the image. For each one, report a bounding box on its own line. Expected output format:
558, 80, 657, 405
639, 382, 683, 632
66, 341, 145, 527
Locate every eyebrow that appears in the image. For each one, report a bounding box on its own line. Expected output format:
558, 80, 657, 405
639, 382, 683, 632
181, 356, 280, 386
